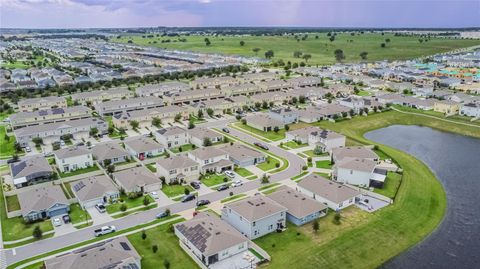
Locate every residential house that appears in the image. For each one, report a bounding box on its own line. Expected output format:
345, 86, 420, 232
154, 126, 189, 148
226, 96, 254, 112
434, 100, 461, 115
268, 107, 299, 124
331, 146, 379, 164
286, 126, 322, 144
245, 114, 284, 132
174, 212, 249, 267
94, 97, 164, 116
112, 166, 162, 193
221, 83, 261, 96
163, 89, 224, 105
188, 127, 224, 147
18, 185, 69, 222
267, 186, 328, 226
460, 102, 480, 117
18, 96, 67, 112
124, 136, 164, 160
297, 173, 361, 211
54, 146, 93, 173
188, 147, 233, 174
92, 142, 129, 166
222, 195, 287, 239
112, 105, 187, 129
308, 129, 346, 152
190, 99, 234, 115
136, 81, 190, 97
338, 96, 365, 114
219, 144, 266, 167
333, 158, 387, 187
71, 88, 134, 105
190, 76, 237, 89
298, 104, 351, 123
45, 237, 141, 269
71, 175, 119, 209
9, 106, 92, 129
156, 155, 200, 184
10, 155, 54, 188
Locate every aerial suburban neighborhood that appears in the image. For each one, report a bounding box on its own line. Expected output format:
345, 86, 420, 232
0, 2, 479, 269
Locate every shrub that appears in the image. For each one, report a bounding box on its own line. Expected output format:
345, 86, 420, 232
141, 230, 147, 240
120, 204, 128, 212
152, 245, 158, 253
302, 165, 308, 170
333, 212, 342, 225
275, 163, 280, 168
32, 226, 42, 239
307, 157, 312, 163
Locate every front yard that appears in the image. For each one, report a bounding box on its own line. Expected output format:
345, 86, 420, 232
106, 194, 154, 214
233, 122, 285, 141
256, 156, 280, 171
315, 160, 333, 169
69, 203, 92, 225
234, 167, 254, 177
58, 165, 100, 178
169, 143, 195, 154
201, 173, 231, 187
302, 150, 329, 157
161, 184, 194, 198
146, 163, 157, 173
0, 125, 17, 159
282, 141, 308, 149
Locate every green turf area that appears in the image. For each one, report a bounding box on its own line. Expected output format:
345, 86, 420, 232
104, 116, 123, 138
302, 150, 329, 157
169, 143, 195, 153
357, 90, 372, 96
0, 125, 17, 159
256, 156, 280, 171
161, 184, 194, 198
234, 167, 254, 177
314, 172, 331, 179
127, 219, 197, 269
373, 148, 391, 160
58, 165, 100, 178
112, 204, 157, 219
106, 194, 154, 214
291, 171, 309, 180
63, 182, 76, 199
315, 160, 333, 169
258, 182, 281, 191
201, 173, 231, 187
5, 195, 20, 212
114, 33, 480, 65
221, 194, 248, 203
69, 203, 92, 225
374, 172, 403, 199
20, 262, 44, 269
262, 186, 283, 195
232, 122, 285, 141
393, 105, 480, 127
282, 141, 308, 149
145, 163, 157, 173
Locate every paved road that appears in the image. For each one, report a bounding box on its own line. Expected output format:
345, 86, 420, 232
4, 118, 305, 266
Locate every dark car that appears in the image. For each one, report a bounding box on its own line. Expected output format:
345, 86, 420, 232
222, 128, 230, 133
190, 181, 201, 189
75, 142, 85, 147
156, 211, 170, 219
196, 199, 210, 206
254, 142, 269, 150
7, 158, 19, 164
181, 194, 196, 203
217, 184, 230, 191
62, 215, 71, 224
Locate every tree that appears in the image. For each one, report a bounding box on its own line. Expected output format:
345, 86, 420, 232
188, 120, 195, 129
206, 108, 214, 117
203, 137, 212, 147
293, 51, 303, 58
197, 109, 204, 119
385, 38, 391, 43
141, 230, 147, 240
265, 50, 274, 59
130, 120, 139, 130
32, 226, 42, 239
204, 38, 211, 46
184, 188, 190, 195
152, 117, 162, 127
252, 47, 260, 55
261, 174, 270, 184
32, 137, 43, 146
333, 212, 342, 225
143, 196, 150, 206
164, 259, 171, 269
239, 40, 245, 46
273, 126, 280, 133
299, 95, 306, 104
152, 245, 158, 253
334, 49, 345, 62
381, 43, 386, 48
106, 164, 115, 174
313, 219, 320, 233
284, 124, 290, 131
302, 54, 312, 62
89, 127, 98, 137
359, 51, 368, 60
120, 204, 127, 212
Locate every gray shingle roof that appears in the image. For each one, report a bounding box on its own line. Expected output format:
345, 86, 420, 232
54, 146, 90, 159
92, 142, 128, 162
298, 174, 360, 204
18, 185, 68, 216
156, 155, 198, 170
225, 195, 287, 222
71, 175, 118, 202
11, 155, 53, 178
124, 136, 163, 154
267, 186, 327, 219
112, 166, 160, 191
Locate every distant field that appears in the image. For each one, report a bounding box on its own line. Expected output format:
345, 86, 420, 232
113, 33, 480, 65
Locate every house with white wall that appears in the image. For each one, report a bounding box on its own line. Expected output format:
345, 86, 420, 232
156, 155, 200, 184
188, 147, 233, 174
54, 146, 93, 173
188, 127, 224, 147
154, 126, 189, 149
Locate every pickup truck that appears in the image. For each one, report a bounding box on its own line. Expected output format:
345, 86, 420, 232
94, 225, 116, 237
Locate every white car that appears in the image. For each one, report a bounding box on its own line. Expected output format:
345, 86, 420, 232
60, 140, 66, 147
224, 170, 235, 178
52, 218, 62, 227
150, 191, 159, 199
25, 146, 31, 152
231, 180, 243, 187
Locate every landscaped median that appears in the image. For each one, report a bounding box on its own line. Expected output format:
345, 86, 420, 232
106, 194, 155, 215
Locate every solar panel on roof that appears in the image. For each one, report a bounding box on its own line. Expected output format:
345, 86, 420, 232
119, 242, 131, 251
11, 161, 26, 177
38, 110, 48, 116
51, 108, 65, 114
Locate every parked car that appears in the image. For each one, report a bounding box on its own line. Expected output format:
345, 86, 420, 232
75, 142, 85, 147
217, 184, 230, 191
25, 146, 31, 152
52, 218, 62, 227
190, 181, 201, 189
254, 142, 269, 150
150, 191, 159, 199
94, 225, 116, 237
222, 128, 230, 133
95, 203, 106, 213
43, 152, 54, 157
6, 158, 19, 164
231, 180, 243, 187
224, 170, 235, 178
62, 215, 71, 224
196, 199, 210, 207
156, 210, 170, 219
181, 194, 196, 203
60, 140, 66, 147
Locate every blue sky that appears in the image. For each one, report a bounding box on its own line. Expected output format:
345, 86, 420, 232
0, 0, 478, 29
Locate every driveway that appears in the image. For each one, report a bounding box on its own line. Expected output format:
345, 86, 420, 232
86, 207, 113, 225
51, 217, 76, 237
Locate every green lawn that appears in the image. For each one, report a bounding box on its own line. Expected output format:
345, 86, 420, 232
291, 171, 309, 180
234, 167, 254, 177
114, 33, 480, 65
314, 172, 331, 179
258, 182, 281, 191
221, 194, 248, 203
373, 148, 391, 160
256, 156, 280, 171
161, 184, 194, 198
169, 143, 195, 153
69, 203, 92, 225
302, 150, 329, 157
146, 163, 157, 173
0, 125, 17, 159
5, 195, 20, 212
63, 182, 76, 199
357, 90, 372, 96
233, 122, 285, 141
262, 186, 282, 195
374, 172, 403, 199
201, 173, 230, 187
58, 165, 100, 178
283, 141, 308, 149
393, 105, 480, 127
315, 160, 333, 169
106, 194, 154, 214
127, 219, 198, 269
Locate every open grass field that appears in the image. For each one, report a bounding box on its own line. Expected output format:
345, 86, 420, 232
0, 125, 17, 159
114, 33, 480, 65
